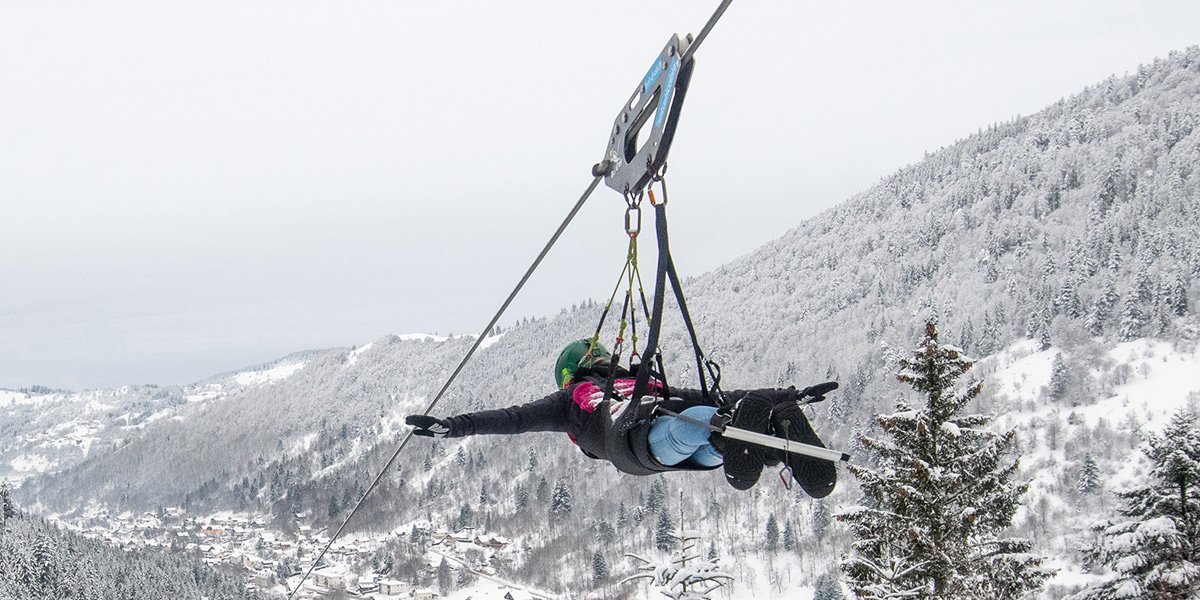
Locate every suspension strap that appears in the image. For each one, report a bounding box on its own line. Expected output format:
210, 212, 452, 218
653, 177, 724, 402
631, 174, 723, 405
632, 196, 670, 403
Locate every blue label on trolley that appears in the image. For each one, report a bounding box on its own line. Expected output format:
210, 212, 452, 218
641, 56, 664, 93
653, 56, 680, 129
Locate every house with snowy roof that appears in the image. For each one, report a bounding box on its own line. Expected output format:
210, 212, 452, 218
472, 535, 509, 549
312, 566, 358, 591
376, 579, 409, 596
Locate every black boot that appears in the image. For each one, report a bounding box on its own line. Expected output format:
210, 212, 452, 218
717, 395, 773, 490
771, 402, 837, 498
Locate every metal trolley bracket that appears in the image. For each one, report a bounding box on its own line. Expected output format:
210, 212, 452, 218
593, 0, 733, 196
600, 34, 696, 196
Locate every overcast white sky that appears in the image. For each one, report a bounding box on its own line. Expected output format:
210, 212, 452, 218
2, 1, 1198, 390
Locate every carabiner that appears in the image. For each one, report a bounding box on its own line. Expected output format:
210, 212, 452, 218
625, 205, 642, 237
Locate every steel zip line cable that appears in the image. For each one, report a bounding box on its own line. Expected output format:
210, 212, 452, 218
287, 173, 606, 599
683, 0, 733, 65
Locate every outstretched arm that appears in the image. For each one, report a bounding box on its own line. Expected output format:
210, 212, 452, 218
407, 389, 573, 438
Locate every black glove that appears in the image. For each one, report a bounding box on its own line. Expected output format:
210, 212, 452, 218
795, 381, 839, 404
405, 415, 451, 438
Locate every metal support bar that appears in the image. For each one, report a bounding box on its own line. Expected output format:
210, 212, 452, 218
655, 403, 851, 463
721, 426, 851, 463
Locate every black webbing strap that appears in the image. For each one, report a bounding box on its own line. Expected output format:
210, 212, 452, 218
660, 213, 713, 399
632, 194, 716, 404
632, 203, 670, 403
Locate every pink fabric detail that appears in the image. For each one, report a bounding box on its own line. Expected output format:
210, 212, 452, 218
571, 378, 662, 413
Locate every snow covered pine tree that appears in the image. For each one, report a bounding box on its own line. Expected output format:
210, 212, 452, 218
812, 570, 847, 600
624, 527, 733, 600
839, 321, 1052, 598
1071, 407, 1200, 599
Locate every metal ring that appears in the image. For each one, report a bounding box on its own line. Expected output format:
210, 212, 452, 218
625, 205, 642, 236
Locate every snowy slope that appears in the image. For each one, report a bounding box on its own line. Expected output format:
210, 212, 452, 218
1, 350, 325, 486
982, 330, 1200, 595
1, 386, 178, 485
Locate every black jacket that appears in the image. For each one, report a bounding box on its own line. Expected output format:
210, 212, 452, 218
442, 364, 696, 437
443, 364, 801, 475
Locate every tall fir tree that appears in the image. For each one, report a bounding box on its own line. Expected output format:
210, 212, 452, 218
1078, 454, 1101, 494
812, 500, 832, 540
655, 509, 677, 552
1118, 294, 1144, 342
839, 321, 1052, 598
1087, 278, 1119, 335
595, 519, 616, 545
592, 550, 608, 586
436, 558, 454, 595
813, 571, 848, 600
549, 479, 573, 517
1071, 408, 1200, 599
0, 483, 15, 524
456, 503, 473, 530
1048, 352, 1069, 403
31, 532, 62, 599
1167, 273, 1189, 316
765, 514, 779, 552
782, 520, 796, 551
647, 478, 667, 513
1057, 279, 1085, 319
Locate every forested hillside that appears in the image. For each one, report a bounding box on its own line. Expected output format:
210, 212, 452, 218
0, 384, 188, 485
16, 46, 1200, 596
0, 488, 259, 600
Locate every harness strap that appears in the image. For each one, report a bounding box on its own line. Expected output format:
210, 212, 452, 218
633, 199, 671, 403
632, 178, 722, 405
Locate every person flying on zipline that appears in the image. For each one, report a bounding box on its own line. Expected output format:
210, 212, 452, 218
405, 339, 837, 497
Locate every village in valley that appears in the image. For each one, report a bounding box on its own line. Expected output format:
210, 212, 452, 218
52, 508, 542, 599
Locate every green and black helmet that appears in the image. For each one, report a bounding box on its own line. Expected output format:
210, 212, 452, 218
554, 338, 611, 388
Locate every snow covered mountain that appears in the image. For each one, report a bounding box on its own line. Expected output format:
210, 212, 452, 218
0, 350, 330, 487
14, 46, 1200, 598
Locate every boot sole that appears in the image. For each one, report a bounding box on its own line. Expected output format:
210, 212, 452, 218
722, 396, 773, 490
772, 404, 837, 498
